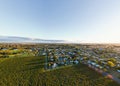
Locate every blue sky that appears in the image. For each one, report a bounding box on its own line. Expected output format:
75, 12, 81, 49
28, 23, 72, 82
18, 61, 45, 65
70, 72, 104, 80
0, 0, 120, 43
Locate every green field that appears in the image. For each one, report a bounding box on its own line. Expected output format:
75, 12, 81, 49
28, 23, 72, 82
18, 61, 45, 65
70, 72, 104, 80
0, 56, 119, 86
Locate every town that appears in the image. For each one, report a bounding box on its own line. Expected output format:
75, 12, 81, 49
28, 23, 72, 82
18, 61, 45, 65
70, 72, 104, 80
0, 43, 120, 85
41, 44, 120, 79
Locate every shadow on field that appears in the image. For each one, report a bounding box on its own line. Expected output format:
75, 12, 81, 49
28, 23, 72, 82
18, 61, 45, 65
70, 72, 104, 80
22, 57, 45, 71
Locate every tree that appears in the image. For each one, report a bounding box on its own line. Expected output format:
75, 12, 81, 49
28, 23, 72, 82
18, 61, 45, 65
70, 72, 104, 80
108, 58, 117, 64
107, 61, 115, 67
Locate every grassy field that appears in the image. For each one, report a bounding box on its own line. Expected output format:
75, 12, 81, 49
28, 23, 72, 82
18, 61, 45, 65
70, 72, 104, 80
0, 56, 44, 86
0, 56, 119, 86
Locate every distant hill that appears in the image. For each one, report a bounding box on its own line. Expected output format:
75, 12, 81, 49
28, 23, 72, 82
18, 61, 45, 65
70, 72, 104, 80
0, 36, 70, 43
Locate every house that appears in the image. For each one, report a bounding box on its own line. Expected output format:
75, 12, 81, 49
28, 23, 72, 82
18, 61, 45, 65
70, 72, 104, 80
52, 63, 57, 68
70, 60, 74, 64
117, 64, 120, 67
95, 64, 100, 68
80, 58, 83, 61
117, 70, 120, 73
87, 60, 92, 64
91, 62, 96, 66
1, 48, 8, 50
74, 60, 79, 64
42, 53, 46, 55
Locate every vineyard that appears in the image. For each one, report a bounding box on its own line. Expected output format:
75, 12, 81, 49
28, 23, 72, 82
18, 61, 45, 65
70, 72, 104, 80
0, 56, 119, 86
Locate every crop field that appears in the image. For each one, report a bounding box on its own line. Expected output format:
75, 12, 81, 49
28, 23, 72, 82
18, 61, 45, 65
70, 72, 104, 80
0, 56, 119, 86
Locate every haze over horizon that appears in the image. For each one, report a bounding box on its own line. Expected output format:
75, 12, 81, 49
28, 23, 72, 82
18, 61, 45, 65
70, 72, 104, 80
0, 0, 120, 43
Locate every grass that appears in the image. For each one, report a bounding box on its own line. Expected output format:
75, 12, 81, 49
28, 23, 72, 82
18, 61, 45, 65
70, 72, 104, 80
38, 64, 119, 86
0, 56, 44, 86
0, 56, 119, 86
0, 58, 9, 63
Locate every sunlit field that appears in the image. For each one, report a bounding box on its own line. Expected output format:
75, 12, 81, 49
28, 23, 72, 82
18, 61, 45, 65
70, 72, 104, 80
0, 56, 119, 86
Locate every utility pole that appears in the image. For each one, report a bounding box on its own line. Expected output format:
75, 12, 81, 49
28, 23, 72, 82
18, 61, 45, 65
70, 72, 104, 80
45, 45, 48, 70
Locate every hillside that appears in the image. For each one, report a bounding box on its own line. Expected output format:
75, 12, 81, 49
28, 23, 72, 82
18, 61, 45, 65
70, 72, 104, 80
0, 56, 119, 86
0, 36, 68, 43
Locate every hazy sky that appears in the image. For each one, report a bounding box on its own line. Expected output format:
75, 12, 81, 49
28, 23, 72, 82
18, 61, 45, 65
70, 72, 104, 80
0, 0, 120, 43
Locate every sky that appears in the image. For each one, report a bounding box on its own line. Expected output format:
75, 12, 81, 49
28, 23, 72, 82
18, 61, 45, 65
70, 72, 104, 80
0, 0, 120, 43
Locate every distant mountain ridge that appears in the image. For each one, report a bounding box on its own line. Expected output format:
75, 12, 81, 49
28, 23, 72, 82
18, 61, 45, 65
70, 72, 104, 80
0, 36, 70, 43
